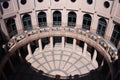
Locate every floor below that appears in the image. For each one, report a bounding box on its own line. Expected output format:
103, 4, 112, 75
26, 43, 98, 76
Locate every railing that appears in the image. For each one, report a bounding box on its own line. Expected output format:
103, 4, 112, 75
7, 27, 118, 61
39, 22, 47, 28
53, 21, 61, 27
68, 22, 76, 27
34, 69, 90, 80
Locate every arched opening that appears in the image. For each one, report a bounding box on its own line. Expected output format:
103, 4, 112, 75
6, 18, 18, 38
82, 14, 92, 30
68, 12, 76, 28
22, 14, 32, 30
96, 18, 107, 37
41, 37, 50, 49
110, 25, 120, 47
38, 12, 47, 28
53, 11, 61, 27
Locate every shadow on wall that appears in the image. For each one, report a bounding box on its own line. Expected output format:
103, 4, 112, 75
3, 60, 109, 80
0, 27, 9, 63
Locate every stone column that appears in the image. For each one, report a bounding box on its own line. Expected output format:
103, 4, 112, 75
101, 59, 104, 67
90, 12, 99, 34
47, 8, 52, 27
27, 44, 32, 56
104, 19, 114, 40
76, 9, 83, 28
62, 8, 67, 27
92, 50, 97, 62
73, 39, 76, 52
15, 14, 24, 34
62, 37, 65, 50
83, 43, 87, 56
11, 0, 23, 34
50, 37, 53, 49
1, 71, 7, 80
8, 59, 16, 73
38, 39, 42, 52
30, 10, 38, 28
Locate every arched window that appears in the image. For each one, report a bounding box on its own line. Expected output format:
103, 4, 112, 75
96, 18, 107, 37
53, 11, 61, 27
111, 25, 120, 47
82, 14, 92, 30
68, 12, 76, 28
22, 14, 32, 30
6, 18, 18, 37
38, 12, 47, 28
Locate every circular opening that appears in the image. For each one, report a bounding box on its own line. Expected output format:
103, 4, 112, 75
21, 0, 27, 5
38, 0, 43, 3
104, 1, 110, 8
87, 0, 93, 4
2, 2, 9, 9
71, 0, 76, 2
55, 0, 59, 2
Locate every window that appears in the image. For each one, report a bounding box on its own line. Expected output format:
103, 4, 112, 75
71, 0, 76, 2
38, 12, 47, 27
2, 2, 9, 9
82, 14, 92, 30
53, 11, 61, 27
22, 14, 32, 30
21, 0, 27, 5
38, 0, 43, 2
6, 18, 18, 37
111, 25, 120, 47
68, 12, 76, 28
87, 0, 93, 4
96, 18, 107, 37
104, 1, 110, 8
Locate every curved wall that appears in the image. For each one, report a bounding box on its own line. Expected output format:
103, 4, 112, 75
0, 0, 120, 80
0, 0, 120, 47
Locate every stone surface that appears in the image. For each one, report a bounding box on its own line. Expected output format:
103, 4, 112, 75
26, 43, 98, 76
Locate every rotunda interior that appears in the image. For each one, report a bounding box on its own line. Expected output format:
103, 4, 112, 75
0, 0, 120, 80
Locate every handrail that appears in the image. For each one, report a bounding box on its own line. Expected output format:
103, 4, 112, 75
7, 27, 118, 61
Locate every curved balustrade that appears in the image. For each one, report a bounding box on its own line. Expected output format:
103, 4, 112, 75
31, 69, 91, 80
0, 26, 117, 80
7, 27, 118, 61
5, 27, 117, 79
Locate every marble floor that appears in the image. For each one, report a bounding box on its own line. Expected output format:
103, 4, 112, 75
26, 43, 98, 76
